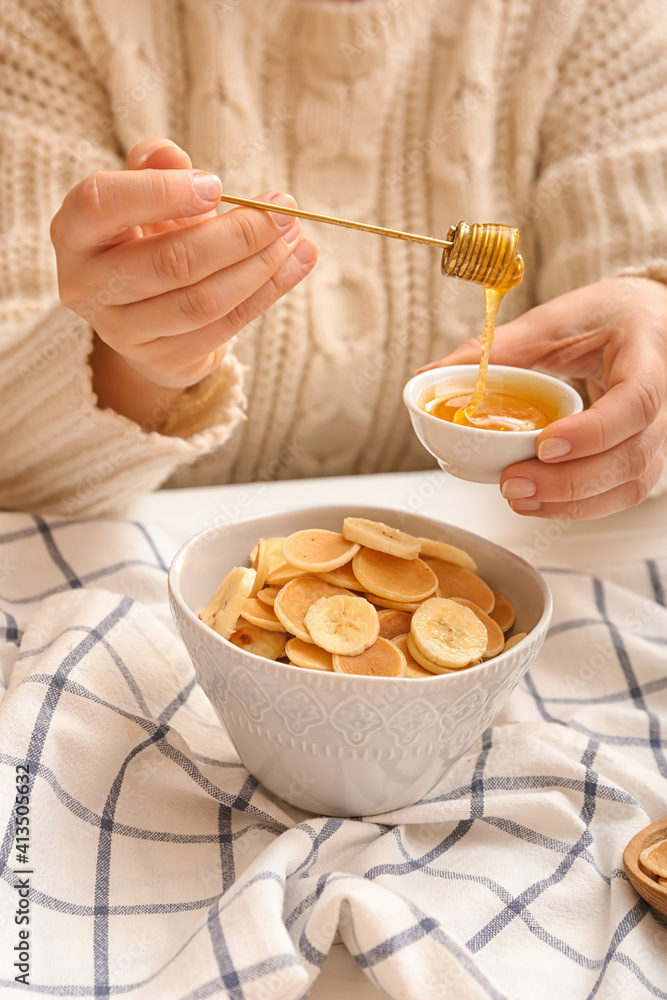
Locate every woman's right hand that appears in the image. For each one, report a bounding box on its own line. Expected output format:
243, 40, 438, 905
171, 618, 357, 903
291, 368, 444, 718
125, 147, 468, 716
50, 138, 318, 396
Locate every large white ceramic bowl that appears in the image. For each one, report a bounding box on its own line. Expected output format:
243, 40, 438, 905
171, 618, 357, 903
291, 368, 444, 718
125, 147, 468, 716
403, 365, 584, 484
168, 505, 552, 817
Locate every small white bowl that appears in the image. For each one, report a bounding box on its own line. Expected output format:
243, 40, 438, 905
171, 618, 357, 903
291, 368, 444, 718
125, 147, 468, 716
403, 365, 584, 484
168, 505, 552, 817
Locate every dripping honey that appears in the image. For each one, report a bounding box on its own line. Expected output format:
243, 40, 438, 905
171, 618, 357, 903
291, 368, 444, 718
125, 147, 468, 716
437, 221, 527, 429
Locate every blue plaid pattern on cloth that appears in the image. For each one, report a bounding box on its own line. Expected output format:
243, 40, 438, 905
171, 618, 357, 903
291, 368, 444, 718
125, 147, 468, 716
0, 513, 666, 999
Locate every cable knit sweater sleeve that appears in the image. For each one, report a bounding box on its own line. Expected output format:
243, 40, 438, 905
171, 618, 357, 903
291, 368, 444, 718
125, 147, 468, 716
0, 0, 245, 515
526, 0, 667, 300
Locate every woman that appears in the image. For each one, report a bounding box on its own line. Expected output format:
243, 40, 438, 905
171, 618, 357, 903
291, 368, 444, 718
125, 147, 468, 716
1, 0, 666, 518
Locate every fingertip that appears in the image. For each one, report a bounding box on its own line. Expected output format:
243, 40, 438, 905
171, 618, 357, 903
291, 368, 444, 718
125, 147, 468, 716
129, 138, 192, 170
536, 435, 572, 462
265, 191, 299, 211
143, 146, 193, 170
292, 238, 318, 268
191, 171, 223, 206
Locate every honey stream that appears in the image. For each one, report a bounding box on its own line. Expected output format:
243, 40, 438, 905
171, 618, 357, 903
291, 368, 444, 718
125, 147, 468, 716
439, 222, 525, 426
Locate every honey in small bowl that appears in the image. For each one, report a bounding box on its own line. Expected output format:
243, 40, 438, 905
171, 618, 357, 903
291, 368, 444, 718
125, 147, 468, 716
403, 365, 584, 483
425, 382, 562, 432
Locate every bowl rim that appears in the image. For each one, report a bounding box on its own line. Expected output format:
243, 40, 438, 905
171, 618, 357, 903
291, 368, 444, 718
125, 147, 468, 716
168, 503, 553, 685
402, 364, 584, 440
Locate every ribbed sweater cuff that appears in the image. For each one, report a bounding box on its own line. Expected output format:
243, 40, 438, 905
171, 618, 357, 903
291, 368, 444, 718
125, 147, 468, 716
0, 304, 245, 515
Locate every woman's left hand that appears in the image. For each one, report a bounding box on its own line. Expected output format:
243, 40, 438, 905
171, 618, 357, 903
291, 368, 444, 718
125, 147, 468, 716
418, 276, 667, 519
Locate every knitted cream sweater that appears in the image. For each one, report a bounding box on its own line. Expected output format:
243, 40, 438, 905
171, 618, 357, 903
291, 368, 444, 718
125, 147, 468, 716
2, 0, 667, 514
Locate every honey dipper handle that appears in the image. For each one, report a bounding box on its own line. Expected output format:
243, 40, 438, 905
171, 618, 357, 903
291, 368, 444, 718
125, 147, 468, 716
216, 193, 453, 249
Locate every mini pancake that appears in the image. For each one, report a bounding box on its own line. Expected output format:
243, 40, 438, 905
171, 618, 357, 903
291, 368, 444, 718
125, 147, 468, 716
640, 839, 667, 879
489, 591, 516, 632
353, 548, 438, 602
273, 576, 353, 642
257, 586, 281, 607
317, 562, 363, 590
266, 560, 309, 586
282, 529, 359, 573
378, 610, 414, 641
406, 634, 457, 674
392, 633, 434, 678
422, 558, 494, 613
240, 597, 286, 632
333, 636, 407, 677
364, 593, 422, 613
265, 537, 309, 586
503, 631, 527, 652
229, 622, 287, 660
285, 637, 334, 671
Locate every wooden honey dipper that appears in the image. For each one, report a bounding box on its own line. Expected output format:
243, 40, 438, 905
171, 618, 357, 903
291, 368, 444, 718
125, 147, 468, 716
217, 194, 523, 290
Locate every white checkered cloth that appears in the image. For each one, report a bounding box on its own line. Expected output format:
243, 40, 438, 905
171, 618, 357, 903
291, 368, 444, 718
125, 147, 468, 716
0, 513, 666, 999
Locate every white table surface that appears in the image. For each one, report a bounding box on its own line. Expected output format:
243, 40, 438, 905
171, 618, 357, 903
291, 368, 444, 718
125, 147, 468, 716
126, 471, 667, 998
127, 470, 667, 570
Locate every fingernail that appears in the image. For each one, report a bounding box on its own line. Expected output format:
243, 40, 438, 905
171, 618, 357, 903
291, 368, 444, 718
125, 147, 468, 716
282, 219, 301, 245
192, 172, 222, 204
501, 478, 536, 500
292, 241, 317, 266
510, 499, 542, 512
268, 192, 297, 229
137, 142, 177, 165
538, 437, 571, 461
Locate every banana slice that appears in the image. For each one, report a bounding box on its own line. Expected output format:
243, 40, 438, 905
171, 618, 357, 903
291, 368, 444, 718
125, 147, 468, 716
333, 636, 407, 677
343, 517, 421, 560
418, 537, 477, 571
249, 538, 270, 597
240, 597, 286, 632
364, 593, 422, 613
285, 637, 334, 671
451, 598, 504, 659
378, 610, 414, 641
640, 840, 667, 879
317, 562, 363, 590
273, 576, 353, 642
503, 632, 527, 652
256, 536, 283, 572
392, 633, 434, 678
489, 591, 516, 633
660, 878, 667, 887
229, 622, 287, 660
304, 595, 379, 656
353, 548, 437, 603
257, 585, 281, 607
200, 566, 257, 640
410, 597, 487, 668
422, 558, 495, 614
406, 634, 457, 675
283, 529, 360, 573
